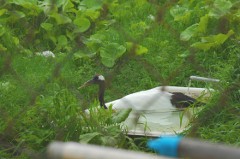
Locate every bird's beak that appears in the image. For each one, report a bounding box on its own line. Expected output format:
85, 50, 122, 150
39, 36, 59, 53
78, 79, 94, 89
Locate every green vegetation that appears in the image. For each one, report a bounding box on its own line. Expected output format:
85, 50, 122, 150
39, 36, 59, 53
0, 0, 240, 158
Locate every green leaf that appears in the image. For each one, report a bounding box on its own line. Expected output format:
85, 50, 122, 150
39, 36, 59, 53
74, 16, 91, 32
57, 35, 68, 46
100, 43, 126, 67
191, 30, 234, 51
89, 33, 105, 43
39, 0, 57, 14
8, 11, 25, 22
85, 9, 100, 20
13, 37, 19, 45
112, 109, 132, 123
41, 23, 53, 31
136, 45, 148, 55
85, 33, 106, 51
63, 0, 77, 13
74, 50, 95, 60
7, 0, 42, 16
80, 0, 102, 10
198, 14, 209, 33
79, 132, 101, 143
50, 13, 72, 25
214, 0, 232, 12
49, 36, 57, 44
180, 23, 199, 41
170, 5, 191, 22
0, 9, 7, 16
126, 42, 148, 55
7, 0, 37, 6
209, 0, 232, 18
191, 42, 215, 51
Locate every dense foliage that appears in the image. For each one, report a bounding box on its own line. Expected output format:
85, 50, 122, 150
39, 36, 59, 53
0, 0, 240, 158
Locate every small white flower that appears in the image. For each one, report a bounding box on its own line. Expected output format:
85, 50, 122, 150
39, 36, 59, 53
36, 50, 55, 58
148, 14, 155, 21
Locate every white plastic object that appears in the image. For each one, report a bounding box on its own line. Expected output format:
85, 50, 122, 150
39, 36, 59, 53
190, 76, 220, 83
47, 142, 172, 159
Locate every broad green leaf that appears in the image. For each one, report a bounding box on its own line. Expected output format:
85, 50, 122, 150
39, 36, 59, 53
136, 45, 148, 55
41, 23, 53, 31
100, 43, 126, 67
85, 33, 106, 50
89, 33, 106, 43
8, 11, 25, 21
180, 23, 199, 41
50, 13, 72, 25
209, 0, 232, 18
13, 37, 19, 45
198, 14, 209, 33
204, 30, 233, 43
126, 42, 133, 50
79, 132, 101, 143
214, 0, 232, 12
57, 35, 68, 46
112, 109, 132, 123
191, 30, 234, 51
66, 30, 75, 41
191, 42, 215, 51
49, 36, 57, 44
85, 9, 100, 20
39, 0, 58, 14
126, 42, 148, 55
74, 50, 95, 60
0, 9, 7, 16
7, 0, 37, 5
74, 16, 91, 32
80, 0, 102, 10
8, 0, 41, 15
100, 56, 115, 68
170, 5, 191, 22
63, 0, 77, 13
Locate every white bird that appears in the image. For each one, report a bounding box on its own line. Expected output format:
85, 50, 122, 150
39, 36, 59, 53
79, 74, 207, 136
79, 74, 204, 111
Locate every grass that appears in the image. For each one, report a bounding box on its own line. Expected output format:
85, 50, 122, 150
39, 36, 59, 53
1, 0, 240, 158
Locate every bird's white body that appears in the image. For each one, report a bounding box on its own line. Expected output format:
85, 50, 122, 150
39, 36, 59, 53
105, 87, 176, 112
103, 86, 210, 136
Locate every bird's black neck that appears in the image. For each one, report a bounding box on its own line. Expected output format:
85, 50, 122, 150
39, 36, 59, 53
98, 82, 107, 109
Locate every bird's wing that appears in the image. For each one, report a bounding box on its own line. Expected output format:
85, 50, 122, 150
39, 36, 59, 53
170, 92, 198, 108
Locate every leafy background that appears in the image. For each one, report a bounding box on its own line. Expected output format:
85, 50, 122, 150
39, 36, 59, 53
0, 0, 240, 158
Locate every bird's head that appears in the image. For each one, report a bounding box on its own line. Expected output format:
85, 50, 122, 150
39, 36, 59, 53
79, 74, 105, 89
